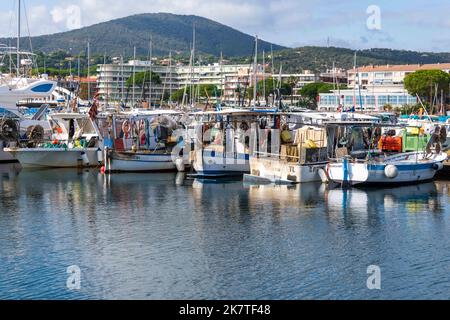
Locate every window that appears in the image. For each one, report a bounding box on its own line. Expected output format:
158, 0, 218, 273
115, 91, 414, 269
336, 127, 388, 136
378, 95, 388, 105
344, 96, 354, 105
366, 96, 375, 105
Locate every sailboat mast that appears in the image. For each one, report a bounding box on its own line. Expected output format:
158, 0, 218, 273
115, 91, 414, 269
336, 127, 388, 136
253, 36, 258, 105
87, 41, 91, 100
17, 0, 21, 77
353, 52, 357, 110
220, 51, 223, 105
262, 50, 266, 104
169, 50, 172, 104
132, 46, 136, 108
191, 25, 196, 108
121, 54, 124, 103
104, 52, 108, 107
149, 38, 153, 107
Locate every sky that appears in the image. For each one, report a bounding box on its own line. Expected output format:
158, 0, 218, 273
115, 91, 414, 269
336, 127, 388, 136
0, 0, 449, 52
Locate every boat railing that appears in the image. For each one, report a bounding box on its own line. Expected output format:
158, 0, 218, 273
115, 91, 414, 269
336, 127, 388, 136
254, 150, 328, 164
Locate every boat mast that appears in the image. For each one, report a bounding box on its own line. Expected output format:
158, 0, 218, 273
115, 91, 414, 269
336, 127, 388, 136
121, 54, 124, 104
169, 50, 172, 105
104, 52, 108, 107
17, 0, 21, 77
149, 38, 153, 108
253, 35, 258, 106
87, 41, 91, 100
191, 25, 196, 108
220, 51, 223, 105
353, 52, 357, 110
262, 50, 266, 105
132, 46, 136, 109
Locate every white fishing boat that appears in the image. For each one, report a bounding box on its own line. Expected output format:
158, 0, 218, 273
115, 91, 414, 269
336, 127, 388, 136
321, 121, 448, 187
4, 113, 102, 168
244, 112, 381, 184
244, 113, 328, 184
325, 152, 447, 186
190, 109, 275, 177
103, 110, 184, 173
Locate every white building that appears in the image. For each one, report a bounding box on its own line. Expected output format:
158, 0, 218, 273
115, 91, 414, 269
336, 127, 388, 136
278, 72, 318, 103
97, 59, 319, 107
97, 61, 255, 106
97, 60, 178, 107
318, 62, 450, 112
318, 88, 418, 112
348, 63, 450, 89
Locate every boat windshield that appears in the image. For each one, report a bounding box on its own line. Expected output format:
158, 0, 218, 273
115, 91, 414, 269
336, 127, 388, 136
0, 107, 20, 119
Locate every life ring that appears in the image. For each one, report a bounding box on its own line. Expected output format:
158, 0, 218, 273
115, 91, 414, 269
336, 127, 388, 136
122, 120, 131, 139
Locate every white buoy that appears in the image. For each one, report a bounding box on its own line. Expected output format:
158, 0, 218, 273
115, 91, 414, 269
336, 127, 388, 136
80, 151, 90, 167
97, 147, 104, 163
433, 162, 444, 171
384, 165, 399, 179
175, 157, 185, 172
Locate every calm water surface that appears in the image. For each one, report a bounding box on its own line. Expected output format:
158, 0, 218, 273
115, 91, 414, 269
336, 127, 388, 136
1, 163, 450, 300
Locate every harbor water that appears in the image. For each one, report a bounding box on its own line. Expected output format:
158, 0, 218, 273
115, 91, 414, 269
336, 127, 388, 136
1, 163, 450, 300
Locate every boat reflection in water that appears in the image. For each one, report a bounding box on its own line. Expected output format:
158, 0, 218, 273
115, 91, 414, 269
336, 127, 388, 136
325, 182, 442, 222
191, 178, 327, 219
0, 163, 22, 179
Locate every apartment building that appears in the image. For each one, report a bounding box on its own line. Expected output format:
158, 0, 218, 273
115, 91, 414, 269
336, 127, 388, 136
97, 59, 318, 106
348, 63, 450, 89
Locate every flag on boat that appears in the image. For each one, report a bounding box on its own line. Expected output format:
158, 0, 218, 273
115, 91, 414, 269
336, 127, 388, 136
88, 93, 100, 120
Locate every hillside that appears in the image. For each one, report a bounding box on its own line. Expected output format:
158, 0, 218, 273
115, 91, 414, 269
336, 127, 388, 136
0, 13, 285, 57
268, 47, 450, 73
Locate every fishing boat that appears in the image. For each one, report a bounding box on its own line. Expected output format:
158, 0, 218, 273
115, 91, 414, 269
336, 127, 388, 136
244, 113, 328, 184
190, 109, 277, 178
243, 112, 380, 184
102, 110, 184, 173
321, 120, 448, 187
4, 113, 102, 168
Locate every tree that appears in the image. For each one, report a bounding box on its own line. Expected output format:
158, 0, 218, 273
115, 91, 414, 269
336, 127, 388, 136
125, 71, 161, 88
286, 76, 299, 104
247, 77, 291, 102
404, 69, 450, 113
300, 82, 346, 109
170, 84, 221, 102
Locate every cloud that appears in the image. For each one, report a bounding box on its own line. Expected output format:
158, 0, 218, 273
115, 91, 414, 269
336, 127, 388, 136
0, 0, 448, 52
50, 5, 82, 30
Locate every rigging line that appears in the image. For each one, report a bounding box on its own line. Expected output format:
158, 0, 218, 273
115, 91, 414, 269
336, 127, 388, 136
242, 38, 256, 108
6, 0, 15, 47
23, 0, 37, 74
